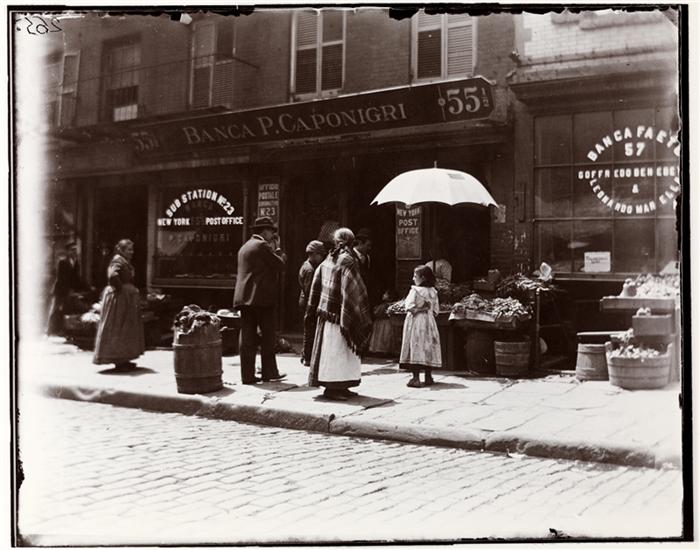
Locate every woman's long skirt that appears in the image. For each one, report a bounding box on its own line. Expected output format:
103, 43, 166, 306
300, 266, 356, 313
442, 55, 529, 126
308, 319, 361, 389
93, 283, 145, 364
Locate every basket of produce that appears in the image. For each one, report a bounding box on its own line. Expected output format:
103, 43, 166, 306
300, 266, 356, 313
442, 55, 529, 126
605, 340, 672, 390
452, 294, 531, 327
387, 300, 407, 327
172, 305, 223, 394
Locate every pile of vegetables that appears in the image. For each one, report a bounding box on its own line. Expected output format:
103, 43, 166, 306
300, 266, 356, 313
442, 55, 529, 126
608, 345, 662, 359
632, 274, 680, 298
173, 304, 221, 335
452, 293, 531, 320
386, 300, 406, 314
497, 273, 549, 300
435, 279, 473, 305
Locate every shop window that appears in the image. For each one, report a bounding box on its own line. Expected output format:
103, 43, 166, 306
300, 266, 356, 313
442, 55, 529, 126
534, 108, 680, 275
45, 51, 79, 127
190, 19, 236, 109
412, 11, 475, 82
291, 10, 345, 99
102, 39, 141, 122
153, 184, 245, 286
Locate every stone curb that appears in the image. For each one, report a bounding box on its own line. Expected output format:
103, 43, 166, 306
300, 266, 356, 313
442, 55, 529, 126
35, 382, 680, 470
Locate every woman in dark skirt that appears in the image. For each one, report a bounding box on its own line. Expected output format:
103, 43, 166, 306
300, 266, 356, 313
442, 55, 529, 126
93, 239, 144, 370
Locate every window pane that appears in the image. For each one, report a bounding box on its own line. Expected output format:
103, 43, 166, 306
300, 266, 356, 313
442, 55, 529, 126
655, 106, 681, 160
321, 44, 342, 90
536, 221, 572, 273
656, 218, 679, 272
574, 111, 613, 164
612, 170, 655, 217
574, 164, 612, 217
572, 221, 613, 273
655, 160, 681, 216
613, 109, 654, 162
535, 168, 571, 218
322, 11, 343, 42
535, 115, 572, 165
295, 48, 317, 94
417, 30, 441, 78
612, 219, 655, 273
216, 21, 234, 56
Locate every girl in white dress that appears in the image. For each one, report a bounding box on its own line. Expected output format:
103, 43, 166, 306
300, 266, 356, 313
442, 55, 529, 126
399, 265, 442, 387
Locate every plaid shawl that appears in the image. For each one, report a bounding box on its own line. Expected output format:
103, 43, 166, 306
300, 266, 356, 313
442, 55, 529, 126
306, 246, 372, 354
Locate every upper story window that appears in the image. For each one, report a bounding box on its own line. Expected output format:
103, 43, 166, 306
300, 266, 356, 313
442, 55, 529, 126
412, 11, 476, 81
291, 10, 345, 99
46, 51, 80, 127
190, 19, 236, 109
102, 38, 141, 122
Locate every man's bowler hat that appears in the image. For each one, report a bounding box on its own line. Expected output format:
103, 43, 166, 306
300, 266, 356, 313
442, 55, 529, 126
250, 216, 277, 232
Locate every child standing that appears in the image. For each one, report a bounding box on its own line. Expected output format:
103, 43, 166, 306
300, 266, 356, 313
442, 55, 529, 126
400, 265, 442, 387
368, 288, 400, 356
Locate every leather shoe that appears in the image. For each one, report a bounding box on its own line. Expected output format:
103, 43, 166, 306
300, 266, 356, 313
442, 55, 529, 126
262, 373, 287, 382
241, 377, 262, 385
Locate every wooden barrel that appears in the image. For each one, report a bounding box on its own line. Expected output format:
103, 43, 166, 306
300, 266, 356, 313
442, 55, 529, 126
575, 343, 608, 381
605, 342, 672, 390
464, 330, 495, 374
494, 340, 530, 377
173, 325, 223, 394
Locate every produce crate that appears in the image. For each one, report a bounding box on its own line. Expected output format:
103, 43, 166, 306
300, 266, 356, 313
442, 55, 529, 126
600, 296, 676, 312
632, 314, 673, 336
465, 310, 497, 323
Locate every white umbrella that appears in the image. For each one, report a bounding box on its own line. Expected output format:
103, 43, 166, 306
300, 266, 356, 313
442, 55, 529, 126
371, 167, 497, 207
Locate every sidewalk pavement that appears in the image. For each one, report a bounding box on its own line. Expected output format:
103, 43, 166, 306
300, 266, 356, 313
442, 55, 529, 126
21, 338, 683, 470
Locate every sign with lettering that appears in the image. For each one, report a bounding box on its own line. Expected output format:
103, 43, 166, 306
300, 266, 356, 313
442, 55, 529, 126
578, 125, 681, 215
583, 251, 611, 273
130, 77, 495, 157
396, 205, 422, 260
257, 179, 280, 226
154, 185, 244, 281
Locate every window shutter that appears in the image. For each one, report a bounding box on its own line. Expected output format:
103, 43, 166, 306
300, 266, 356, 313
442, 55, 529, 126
447, 20, 474, 76
296, 11, 318, 47
321, 43, 342, 90
417, 29, 441, 78
295, 12, 319, 94
61, 54, 79, 90
417, 10, 441, 29
192, 66, 212, 109
212, 62, 234, 107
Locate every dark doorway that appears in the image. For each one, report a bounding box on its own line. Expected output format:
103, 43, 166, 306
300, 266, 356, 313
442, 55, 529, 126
94, 184, 148, 288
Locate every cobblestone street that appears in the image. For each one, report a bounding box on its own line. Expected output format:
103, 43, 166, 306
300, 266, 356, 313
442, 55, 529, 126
18, 397, 683, 545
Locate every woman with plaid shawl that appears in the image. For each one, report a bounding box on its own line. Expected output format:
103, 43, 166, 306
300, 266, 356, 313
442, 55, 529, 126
306, 228, 373, 401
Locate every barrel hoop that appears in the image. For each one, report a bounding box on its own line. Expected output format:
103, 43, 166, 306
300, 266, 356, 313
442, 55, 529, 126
173, 341, 222, 351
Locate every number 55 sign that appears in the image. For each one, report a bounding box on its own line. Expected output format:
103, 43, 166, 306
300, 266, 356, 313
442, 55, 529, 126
435, 78, 494, 121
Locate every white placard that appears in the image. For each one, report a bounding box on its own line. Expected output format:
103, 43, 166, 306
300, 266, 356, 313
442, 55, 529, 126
584, 251, 611, 273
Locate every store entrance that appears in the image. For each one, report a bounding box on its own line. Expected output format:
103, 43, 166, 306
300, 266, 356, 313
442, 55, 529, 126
94, 184, 148, 288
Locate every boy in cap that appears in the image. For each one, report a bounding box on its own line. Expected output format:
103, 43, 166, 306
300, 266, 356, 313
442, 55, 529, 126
299, 240, 326, 365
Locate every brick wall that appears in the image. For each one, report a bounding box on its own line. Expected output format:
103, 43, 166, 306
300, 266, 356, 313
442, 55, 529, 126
475, 13, 516, 86
521, 10, 677, 61
345, 9, 411, 92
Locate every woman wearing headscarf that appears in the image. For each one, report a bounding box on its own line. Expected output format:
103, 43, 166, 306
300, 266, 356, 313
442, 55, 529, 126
306, 228, 373, 400
93, 239, 145, 370
299, 240, 327, 366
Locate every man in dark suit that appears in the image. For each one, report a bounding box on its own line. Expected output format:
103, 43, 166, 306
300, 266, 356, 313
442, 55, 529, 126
46, 241, 89, 335
233, 217, 287, 385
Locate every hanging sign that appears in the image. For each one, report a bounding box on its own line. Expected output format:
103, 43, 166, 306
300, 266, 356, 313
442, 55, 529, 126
577, 125, 681, 215
396, 205, 422, 260
130, 76, 495, 157
257, 179, 280, 226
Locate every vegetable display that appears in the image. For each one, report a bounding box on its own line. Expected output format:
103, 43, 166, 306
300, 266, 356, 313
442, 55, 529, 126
608, 345, 662, 359
173, 304, 221, 335
452, 293, 530, 320
631, 274, 680, 298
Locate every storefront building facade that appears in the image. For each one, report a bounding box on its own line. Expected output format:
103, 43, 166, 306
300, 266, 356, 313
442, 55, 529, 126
41, 8, 680, 335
